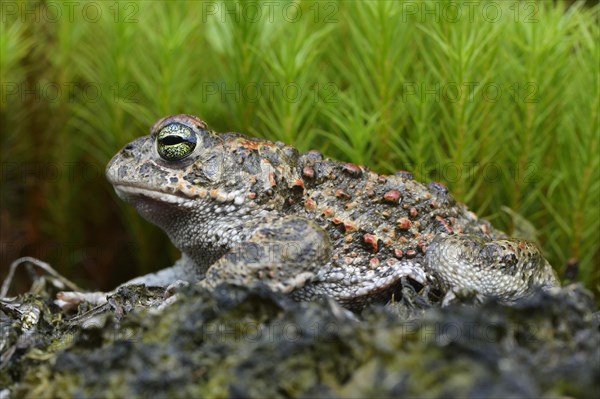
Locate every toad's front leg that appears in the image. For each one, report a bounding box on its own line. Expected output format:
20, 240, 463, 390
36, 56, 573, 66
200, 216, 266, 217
202, 215, 331, 294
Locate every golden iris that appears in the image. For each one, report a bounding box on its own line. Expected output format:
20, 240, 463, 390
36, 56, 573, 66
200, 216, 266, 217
157, 123, 197, 161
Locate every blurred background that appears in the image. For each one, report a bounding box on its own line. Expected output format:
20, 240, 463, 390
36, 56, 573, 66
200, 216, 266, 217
1, 0, 598, 297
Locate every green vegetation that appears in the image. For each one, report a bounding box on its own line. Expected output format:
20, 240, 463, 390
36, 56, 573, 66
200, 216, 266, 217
1, 0, 598, 294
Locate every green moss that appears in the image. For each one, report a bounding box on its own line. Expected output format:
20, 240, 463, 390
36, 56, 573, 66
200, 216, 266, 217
3, 283, 598, 398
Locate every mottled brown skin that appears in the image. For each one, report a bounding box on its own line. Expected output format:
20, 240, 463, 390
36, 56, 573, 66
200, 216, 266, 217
105, 114, 558, 309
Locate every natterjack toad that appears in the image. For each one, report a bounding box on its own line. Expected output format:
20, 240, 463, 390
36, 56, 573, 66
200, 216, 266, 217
103, 114, 558, 308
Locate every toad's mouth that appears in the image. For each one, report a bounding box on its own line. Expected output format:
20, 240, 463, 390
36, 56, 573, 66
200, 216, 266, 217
112, 185, 196, 208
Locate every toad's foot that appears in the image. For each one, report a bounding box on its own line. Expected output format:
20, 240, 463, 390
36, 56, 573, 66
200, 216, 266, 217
55, 291, 111, 310
425, 234, 559, 304
56, 258, 191, 310
201, 216, 331, 294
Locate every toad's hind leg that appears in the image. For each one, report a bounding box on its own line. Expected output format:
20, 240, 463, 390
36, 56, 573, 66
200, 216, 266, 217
425, 234, 559, 305
203, 216, 331, 294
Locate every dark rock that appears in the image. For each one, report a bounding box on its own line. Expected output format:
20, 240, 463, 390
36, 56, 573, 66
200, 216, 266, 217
1, 284, 598, 398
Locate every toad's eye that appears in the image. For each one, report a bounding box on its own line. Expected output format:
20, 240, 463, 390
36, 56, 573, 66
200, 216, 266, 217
157, 123, 197, 161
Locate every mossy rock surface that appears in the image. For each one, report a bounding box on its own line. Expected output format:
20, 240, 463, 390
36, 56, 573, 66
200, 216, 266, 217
1, 284, 598, 398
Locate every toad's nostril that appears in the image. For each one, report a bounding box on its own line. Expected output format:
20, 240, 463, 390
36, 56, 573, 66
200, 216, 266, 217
125, 144, 134, 151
